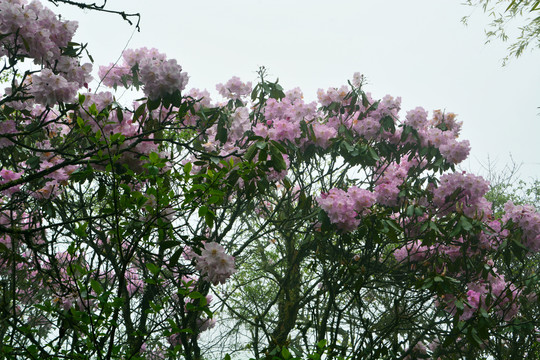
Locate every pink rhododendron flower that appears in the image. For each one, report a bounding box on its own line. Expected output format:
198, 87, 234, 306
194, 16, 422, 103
29, 69, 78, 106
503, 201, 540, 252
195, 242, 236, 285
216, 76, 252, 100
317, 186, 375, 231
404, 106, 429, 130
432, 172, 491, 218
312, 122, 336, 149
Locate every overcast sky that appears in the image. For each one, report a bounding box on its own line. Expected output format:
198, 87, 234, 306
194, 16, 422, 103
55, 0, 540, 181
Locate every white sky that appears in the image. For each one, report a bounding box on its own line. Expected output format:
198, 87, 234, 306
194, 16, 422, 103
54, 0, 540, 181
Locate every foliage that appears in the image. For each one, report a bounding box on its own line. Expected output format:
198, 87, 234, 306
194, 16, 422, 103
462, 0, 540, 63
1, 1, 539, 360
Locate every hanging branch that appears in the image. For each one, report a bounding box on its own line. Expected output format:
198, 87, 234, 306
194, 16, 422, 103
47, 0, 141, 31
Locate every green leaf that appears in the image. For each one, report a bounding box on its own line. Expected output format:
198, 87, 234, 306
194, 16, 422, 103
116, 108, 124, 122
217, 114, 228, 143
77, 116, 85, 129
255, 141, 267, 149
159, 240, 179, 250
145, 263, 160, 275
208, 195, 222, 204
21, 36, 30, 52
270, 140, 287, 153
505, 0, 517, 12
281, 347, 291, 359
147, 97, 161, 111
169, 248, 183, 267
406, 205, 415, 217
460, 216, 473, 231
199, 206, 208, 217
270, 144, 286, 172
97, 183, 107, 200
90, 279, 103, 295
134, 103, 146, 121
282, 177, 292, 189
245, 143, 258, 162
89, 103, 98, 116
26, 156, 41, 169
149, 152, 159, 163
205, 212, 214, 228
74, 223, 88, 238
368, 146, 380, 161
184, 162, 193, 175
380, 115, 395, 132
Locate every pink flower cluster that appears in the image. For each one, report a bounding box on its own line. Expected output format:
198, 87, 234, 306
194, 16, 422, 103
269, 119, 301, 143
412, 110, 469, 165
394, 220, 509, 265
139, 57, 187, 100
0, 0, 92, 106
99, 47, 188, 100
374, 159, 412, 207
195, 242, 236, 285
438, 136, 470, 165
0, 119, 16, 148
312, 122, 337, 149
347, 94, 400, 142
29, 68, 79, 105
181, 88, 212, 126
0, 168, 22, 195
394, 236, 477, 264
478, 220, 508, 251
432, 172, 491, 219
352, 116, 381, 140
502, 201, 540, 252
252, 94, 318, 145
378, 95, 402, 118
393, 240, 431, 263
264, 96, 318, 124
229, 106, 251, 140
216, 76, 252, 100
401, 108, 470, 164
317, 186, 376, 231
404, 106, 429, 129
453, 271, 520, 322
1, 0, 76, 62
316, 85, 349, 106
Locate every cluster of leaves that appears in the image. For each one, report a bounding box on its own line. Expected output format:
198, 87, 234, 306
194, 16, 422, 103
462, 0, 540, 63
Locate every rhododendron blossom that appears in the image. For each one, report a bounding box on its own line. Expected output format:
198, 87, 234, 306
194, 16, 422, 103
503, 201, 540, 251
99, 47, 188, 100
195, 242, 236, 285
216, 76, 252, 100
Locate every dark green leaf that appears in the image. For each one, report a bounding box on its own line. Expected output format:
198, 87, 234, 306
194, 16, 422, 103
145, 263, 160, 275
